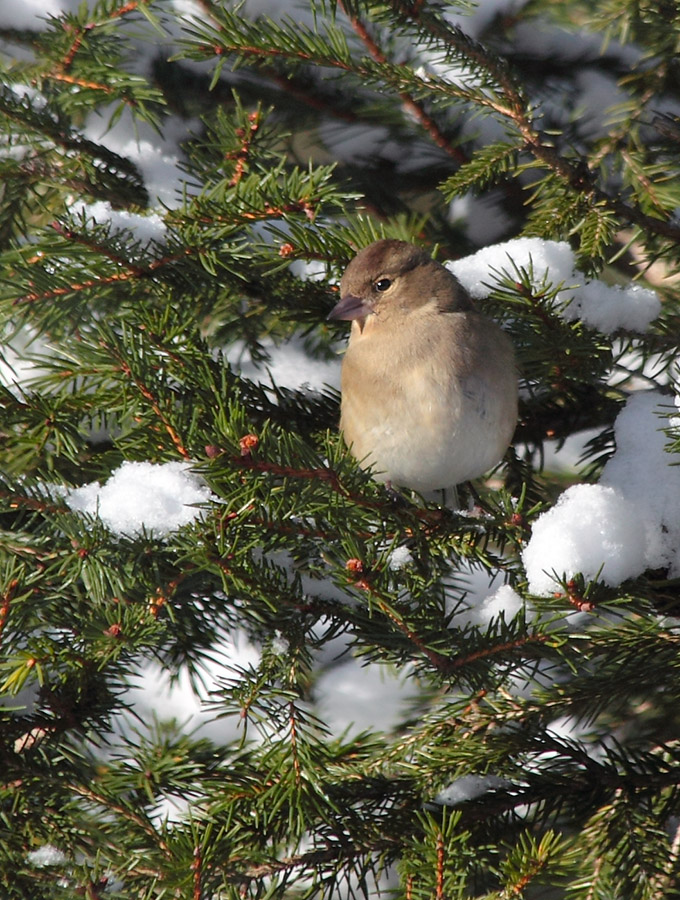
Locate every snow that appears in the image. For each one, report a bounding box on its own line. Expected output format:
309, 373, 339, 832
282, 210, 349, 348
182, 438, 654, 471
227, 333, 340, 393
289, 259, 329, 282
523, 483, 645, 595
436, 773, 508, 806
122, 630, 261, 744
475, 584, 525, 624
65, 461, 215, 538
0, 326, 54, 395
314, 656, 418, 738
82, 117, 190, 209
270, 630, 290, 655
387, 544, 414, 570
563, 280, 661, 333
26, 845, 68, 867
447, 237, 661, 334
446, 562, 527, 627
600, 391, 680, 573
524, 391, 680, 594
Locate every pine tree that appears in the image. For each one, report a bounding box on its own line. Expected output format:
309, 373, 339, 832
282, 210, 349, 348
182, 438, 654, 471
1, 1, 680, 898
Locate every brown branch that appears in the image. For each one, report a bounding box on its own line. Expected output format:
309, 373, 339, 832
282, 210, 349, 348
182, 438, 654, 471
367, 584, 547, 676
392, 0, 680, 244
68, 782, 172, 857
1, 489, 69, 516
50, 221, 147, 275
62, 26, 89, 70
225, 839, 397, 884
620, 148, 666, 217
0, 579, 18, 641
209, 554, 346, 625
189, 0, 367, 127
449, 634, 548, 670
202, 41, 353, 71
108, 0, 147, 18
114, 356, 191, 460
14, 247, 193, 305
15, 270, 139, 305
182, 198, 320, 228
372, 689, 491, 773
0, 540, 54, 562
584, 857, 605, 900
231, 452, 511, 550
227, 200, 318, 222
234, 452, 418, 518
192, 846, 202, 900
372, 592, 452, 671
228, 110, 261, 187
61, 0, 148, 70
234, 454, 351, 497
338, 0, 467, 164
46, 72, 116, 94
435, 830, 445, 900
220, 507, 343, 542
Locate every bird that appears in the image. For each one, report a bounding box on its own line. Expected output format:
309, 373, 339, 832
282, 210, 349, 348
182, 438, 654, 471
328, 239, 518, 497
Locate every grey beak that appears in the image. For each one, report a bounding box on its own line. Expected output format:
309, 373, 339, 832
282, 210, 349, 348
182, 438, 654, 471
328, 294, 372, 321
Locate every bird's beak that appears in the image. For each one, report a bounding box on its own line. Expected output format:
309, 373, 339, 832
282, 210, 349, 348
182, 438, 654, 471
328, 294, 372, 321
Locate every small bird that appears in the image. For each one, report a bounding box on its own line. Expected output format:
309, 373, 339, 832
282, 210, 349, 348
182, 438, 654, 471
328, 239, 518, 496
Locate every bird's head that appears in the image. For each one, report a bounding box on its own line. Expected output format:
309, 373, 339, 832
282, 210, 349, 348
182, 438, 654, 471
328, 239, 472, 327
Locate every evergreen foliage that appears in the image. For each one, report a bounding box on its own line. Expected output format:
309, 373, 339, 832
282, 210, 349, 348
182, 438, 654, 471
1, 0, 680, 897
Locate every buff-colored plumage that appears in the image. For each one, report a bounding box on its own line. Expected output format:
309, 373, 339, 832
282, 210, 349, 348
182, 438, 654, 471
329, 239, 518, 494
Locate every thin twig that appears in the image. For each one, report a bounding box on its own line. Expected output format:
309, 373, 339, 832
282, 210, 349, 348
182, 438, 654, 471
68, 782, 172, 857
338, 0, 467, 164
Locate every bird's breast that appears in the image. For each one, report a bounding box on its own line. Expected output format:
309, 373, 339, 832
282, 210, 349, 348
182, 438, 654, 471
339, 316, 516, 491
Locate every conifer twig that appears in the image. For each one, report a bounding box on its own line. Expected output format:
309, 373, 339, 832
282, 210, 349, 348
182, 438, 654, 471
337, 0, 467, 164
393, 0, 680, 243
107, 350, 191, 460
68, 783, 172, 858
0, 579, 17, 640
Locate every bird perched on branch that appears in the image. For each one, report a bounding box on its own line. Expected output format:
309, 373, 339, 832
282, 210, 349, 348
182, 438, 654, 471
329, 239, 517, 497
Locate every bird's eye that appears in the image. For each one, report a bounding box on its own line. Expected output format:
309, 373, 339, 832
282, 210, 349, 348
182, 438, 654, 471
374, 278, 392, 292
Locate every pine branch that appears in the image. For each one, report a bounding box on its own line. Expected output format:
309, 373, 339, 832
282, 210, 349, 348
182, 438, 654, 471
336, 0, 467, 163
